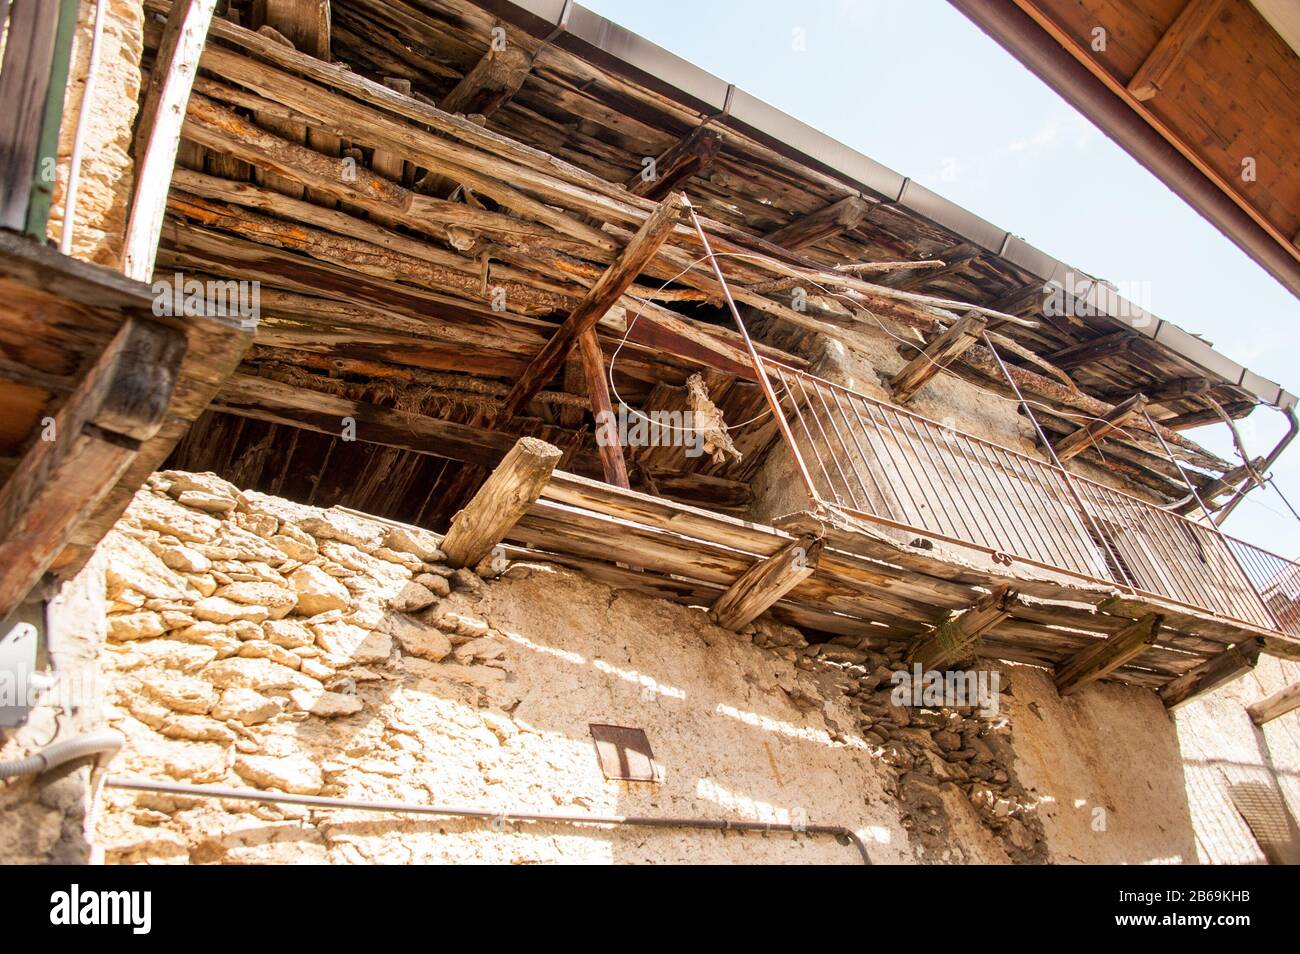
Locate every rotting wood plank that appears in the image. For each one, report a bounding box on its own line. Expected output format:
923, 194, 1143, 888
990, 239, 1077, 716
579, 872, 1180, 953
1160, 637, 1264, 708
123, 0, 217, 281
626, 126, 722, 201
0, 318, 185, 619
441, 436, 562, 567
1053, 393, 1148, 461
765, 196, 870, 250
711, 536, 824, 631
891, 311, 987, 403
497, 192, 685, 421
1054, 613, 1163, 695
908, 585, 1017, 670
441, 38, 532, 117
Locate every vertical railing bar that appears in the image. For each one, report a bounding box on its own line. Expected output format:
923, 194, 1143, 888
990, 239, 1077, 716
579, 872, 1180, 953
829, 388, 892, 518
794, 373, 856, 509
810, 380, 869, 511
966, 436, 1056, 569
917, 418, 1005, 554
884, 409, 970, 542
848, 394, 913, 524
946, 426, 1034, 562
860, 398, 930, 530
777, 367, 836, 508
876, 401, 959, 540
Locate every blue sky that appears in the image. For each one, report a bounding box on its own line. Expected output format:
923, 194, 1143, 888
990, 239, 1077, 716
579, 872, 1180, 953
586, 0, 1300, 559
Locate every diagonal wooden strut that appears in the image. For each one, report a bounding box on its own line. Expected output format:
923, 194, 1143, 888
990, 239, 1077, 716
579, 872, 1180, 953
710, 536, 823, 631
1055, 613, 1162, 695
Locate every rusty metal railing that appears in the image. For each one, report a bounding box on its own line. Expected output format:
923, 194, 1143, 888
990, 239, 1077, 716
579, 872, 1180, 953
763, 359, 1298, 638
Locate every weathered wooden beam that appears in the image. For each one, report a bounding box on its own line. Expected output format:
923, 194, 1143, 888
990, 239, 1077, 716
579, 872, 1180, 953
1247, 680, 1300, 725
578, 328, 629, 489
440, 38, 532, 117
1144, 376, 1213, 406
880, 244, 980, 291
0, 317, 186, 619
710, 536, 824, 631
1160, 399, 1255, 432
1053, 393, 1148, 461
124, 0, 217, 281
891, 312, 987, 403
626, 126, 722, 201
441, 437, 562, 567
1055, 613, 1162, 695
1048, 330, 1135, 370
1127, 0, 1224, 101
498, 192, 685, 421
909, 586, 1017, 670
1160, 637, 1264, 709
764, 196, 870, 250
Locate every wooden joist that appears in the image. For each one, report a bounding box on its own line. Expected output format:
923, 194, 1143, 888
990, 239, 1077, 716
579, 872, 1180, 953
1053, 393, 1147, 461
1127, 0, 1224, 101
909, 586, 1017, 670
764, 196, 870, 250
626, 126, 722, 201
578, 328, 630, 488
441, 437, 562, 567
891, 312, 987, 403
440, 39, 532, 117
124, 0, 217, 281
0, 317, 185, 620
497, 192, 685, 421
1247, 681, 1300, 726
1054, 613, 1162, 695
1048, 331, 1135, 370
710, 536, 824, 631
1160, 637, 1264, 709
1144, 376, 1213, 406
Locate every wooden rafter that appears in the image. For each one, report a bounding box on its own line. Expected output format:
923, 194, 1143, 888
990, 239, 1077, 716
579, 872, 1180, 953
441, 37, 532, 117
1127, 0, 1225, 101
1247, 681, 1300, 726
124, 0, 217, 281
0, 317, 185, 619
578, 328, 630, 488
1053, 393, 1147, 461
764, 196, 870, 250
1048, 330, 1135, 371
891, 312, 987, 404
1160, 637, 1264, 709
497, 192, 686, 421
1055, 613, 1162, 695
909, 586, 1017, 670
881, 243, 981, 291
441, 437, 561, 568
626, 126, 722, 201
710, 536, 824, 631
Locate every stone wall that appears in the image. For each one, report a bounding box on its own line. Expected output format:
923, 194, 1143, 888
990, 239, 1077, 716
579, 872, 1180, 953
47, 0, 146, 266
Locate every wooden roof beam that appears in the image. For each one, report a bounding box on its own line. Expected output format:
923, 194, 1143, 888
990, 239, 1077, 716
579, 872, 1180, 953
1055, 613, 1161, 695
440, 37, 532, 118
880, 243, 981, 291
626, 126, 722, 201
441, 436, 561, 568
891, 311, 987, 404
1247, 680, 1300, 726
909, 586, 1017, 671
1161, 637, 1264, 709
497, 192, 685, 421
1048, 330, 1135, 371
1127, 0, 1225, 101
764, 195, 871, 250
710, 536, 823, 631
0, 317, 185, 619
578, 327, 630, 488
1053, 393, 1148, 461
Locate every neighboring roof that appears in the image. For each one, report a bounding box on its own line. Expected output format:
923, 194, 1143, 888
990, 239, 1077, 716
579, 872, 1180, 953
477, 0, 1295, 412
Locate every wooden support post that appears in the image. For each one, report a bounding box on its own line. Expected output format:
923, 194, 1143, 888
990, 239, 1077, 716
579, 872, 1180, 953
764, 195, 870, 250
0, 317, 186, 620
626, 126, 722, 201
710, 536, 824, 631
1160, 637, 1264, 709
1247, 681, 1300, 726
1127, 0, 1224, 101
123, 0, 217, 281
891, 312, 987, 403
498, 192, 685, 421
578, 327, 629, 488
441, 437, 562, 567
440, 38, 532, 117
1055, 613, 1161, 695
1053, 393, 1147, 461
909, 586, 1016, 671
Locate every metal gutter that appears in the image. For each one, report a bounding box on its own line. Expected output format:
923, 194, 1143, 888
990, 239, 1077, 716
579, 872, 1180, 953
476, 0, 1295, 412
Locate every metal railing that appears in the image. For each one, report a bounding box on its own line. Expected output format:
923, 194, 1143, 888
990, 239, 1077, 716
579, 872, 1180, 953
764, 359, 1299, 638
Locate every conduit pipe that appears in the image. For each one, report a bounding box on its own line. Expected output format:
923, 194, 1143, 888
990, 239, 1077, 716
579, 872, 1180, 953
106, 776, 872, 864
0, 729, 123, 780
